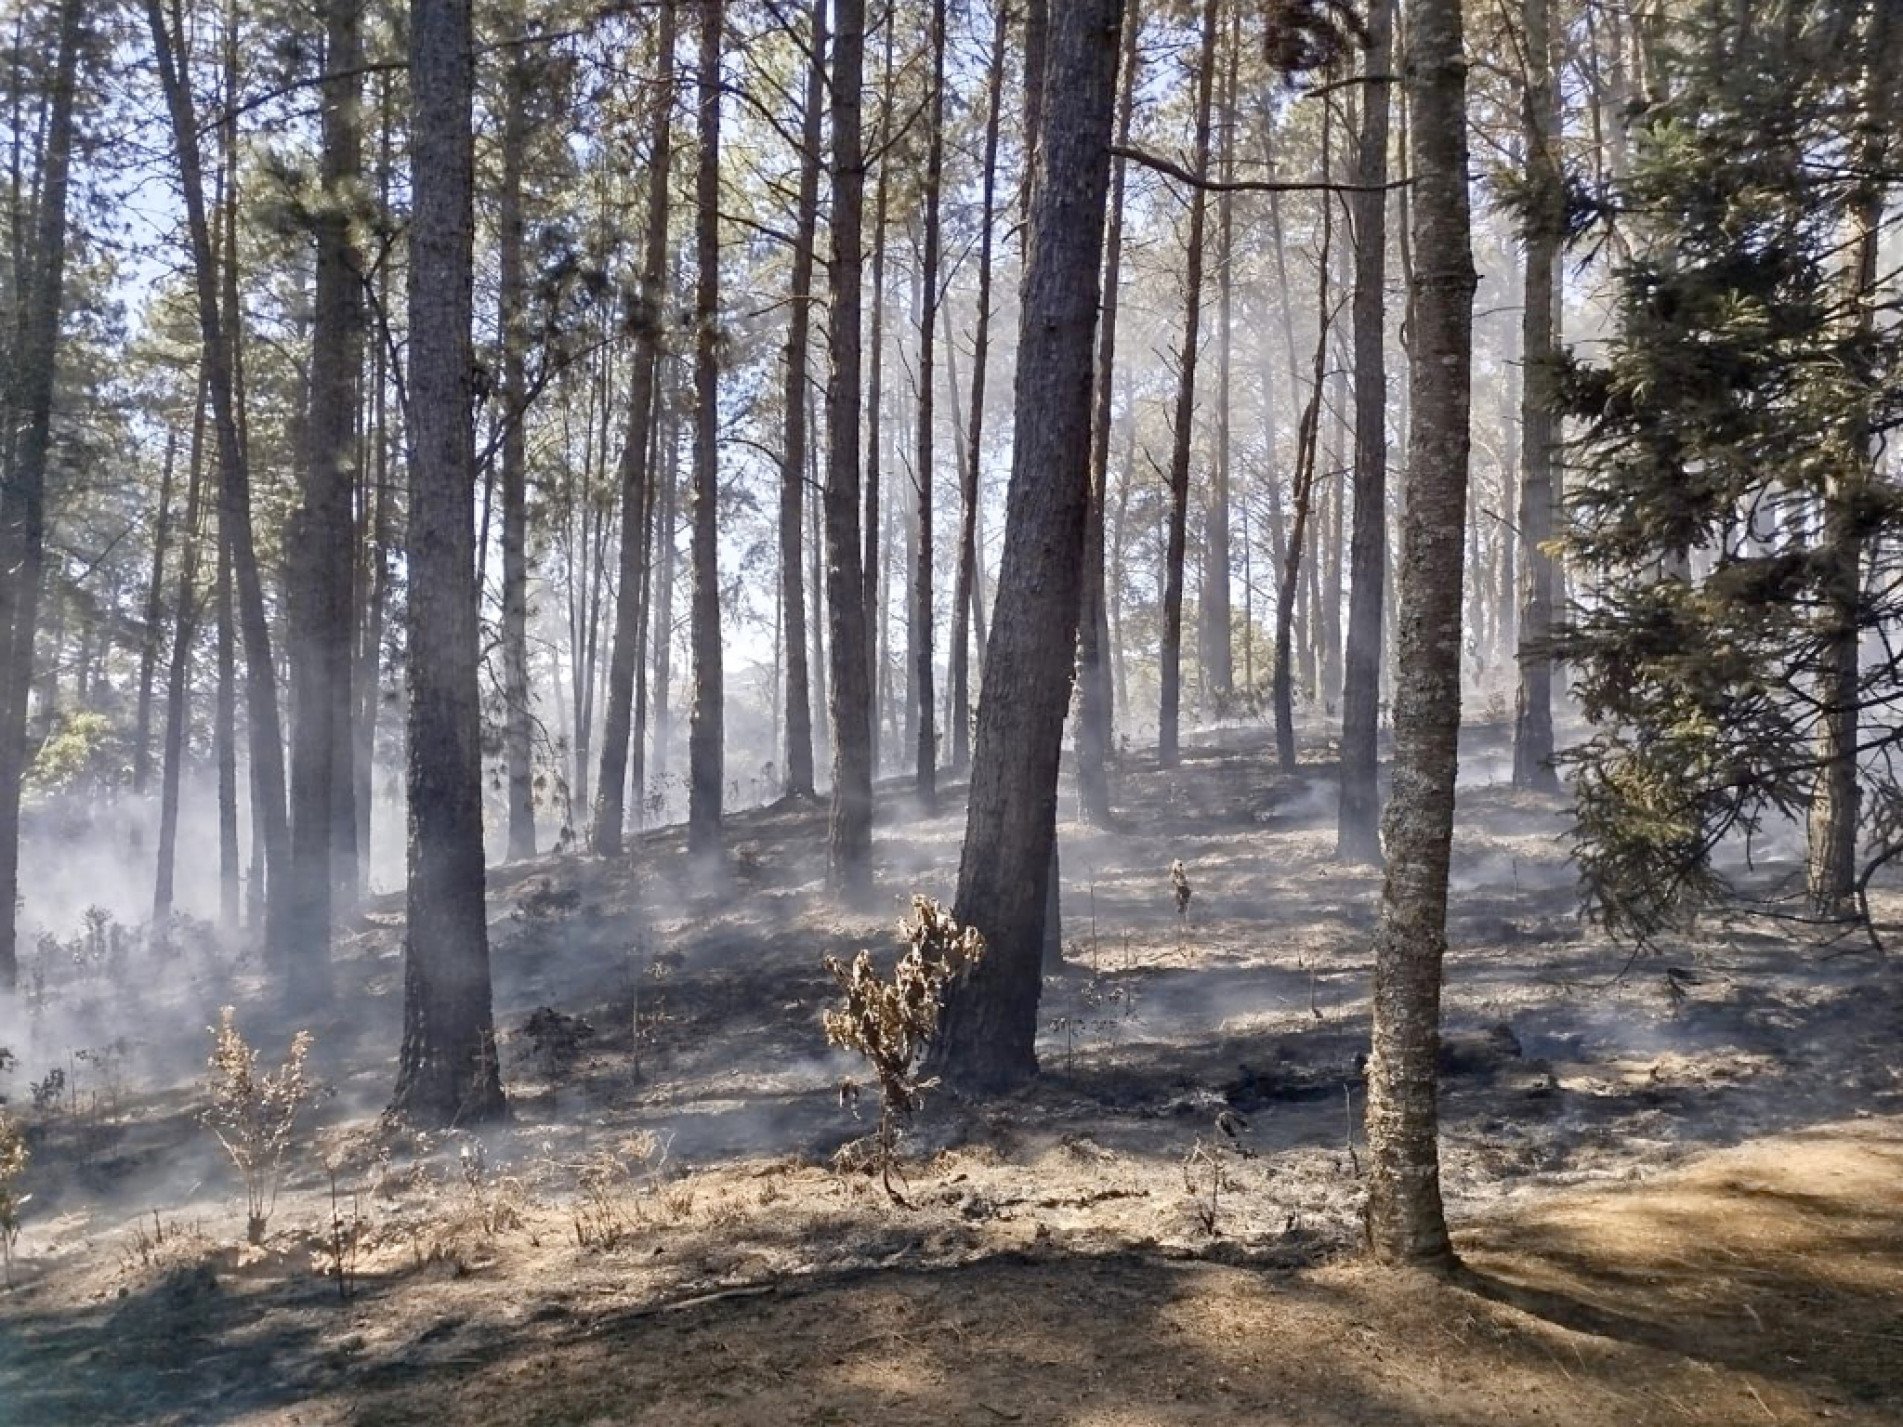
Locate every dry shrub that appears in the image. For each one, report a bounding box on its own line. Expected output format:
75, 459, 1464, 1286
117, 1210, 214, 1279
1182, 1138, 1239, 1238
823, 897, 985, 1202
568, 1131, 668, 1250
203, 1007, 316, 1245
0, 1113, 27, 1286
456, 1137, 524, 1236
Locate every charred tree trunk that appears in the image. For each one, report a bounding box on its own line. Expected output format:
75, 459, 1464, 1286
927, 0, 1123, 1096
390, 0, 506, 1126
1158, 0, 1218, 769
1076, 0, 1140, 828
1364, 0, 1477, 1269
686, 0, 725, 860
1337, 0, 1392, 864
825, 0, 874, 897
594, 0, 676, 855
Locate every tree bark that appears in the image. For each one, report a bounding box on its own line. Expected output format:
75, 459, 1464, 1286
0, 0, 83, 988
1200, 5, 1237, 709
825, 0, 874, 898
134, 428, 179, 797
497, 10, 536, 861
776, 0, 824, 801
1363, 0, 1477, 1270
686, 0, 725, 860
156, 370, 210, 925
390, 0, 506, 1126
1338, 0, 1393, 864
862, 17, 894, 779
910, 0, 946, 810
594, 0, 676, 855
1273, 103, 1336, 774
1510, 0, 1563, 794
1806, 0, 1897, 915
927, 0, 1124, 1097
950, 0, 1007, 779
1077, 0, 1141, 827
147, 0, 293, 956
1157, 0, 1218, 769
286, 0, 366, 1002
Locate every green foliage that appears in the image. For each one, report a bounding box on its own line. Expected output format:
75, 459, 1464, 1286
1556, 0, 1903, 939
27, 711, 123, 795
0, 1113, 27, 1286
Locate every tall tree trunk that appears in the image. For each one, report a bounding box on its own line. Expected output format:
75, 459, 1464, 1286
686, 0, 725, 859
354, 76, 396, 888
950, 0, 1007, 779
594, 0, 676, 855
1806, 0, 1898, 915
1511, 0, 1563, 794
1338, 0, 1393, 863
216, 477, 240, 926
155, 374, 210, 925
286, 0, 366, 1002
1273, 104, 1336, 774
862, 17, 894, 779
147, 0, 293, 956
1020, 0, 1048, 223
652, 357, 680, 802
777, 0, 824, 800
927, 0, 1123, 1096
910, 0, 946, 810
1157, 0, 1218, 769
1077, 0, 1141, 827
1200, 5, 1237, 709
390, 0, 506, 1126
497, 15, 536, 861
0, 0, 83, 989
134, 428, 180, 796
1363, 0, 1477, 1269
824, 0, 874, 897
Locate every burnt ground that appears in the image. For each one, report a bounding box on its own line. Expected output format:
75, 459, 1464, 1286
0, 725, 1900, 1425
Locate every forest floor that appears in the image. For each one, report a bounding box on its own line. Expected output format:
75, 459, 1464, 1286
1, 725, 1900, 1425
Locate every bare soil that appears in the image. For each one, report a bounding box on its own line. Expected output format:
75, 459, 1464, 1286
1, 726, 1899, 1425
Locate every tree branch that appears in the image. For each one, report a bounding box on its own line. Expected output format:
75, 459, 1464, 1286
1110, 144, 1409, 195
